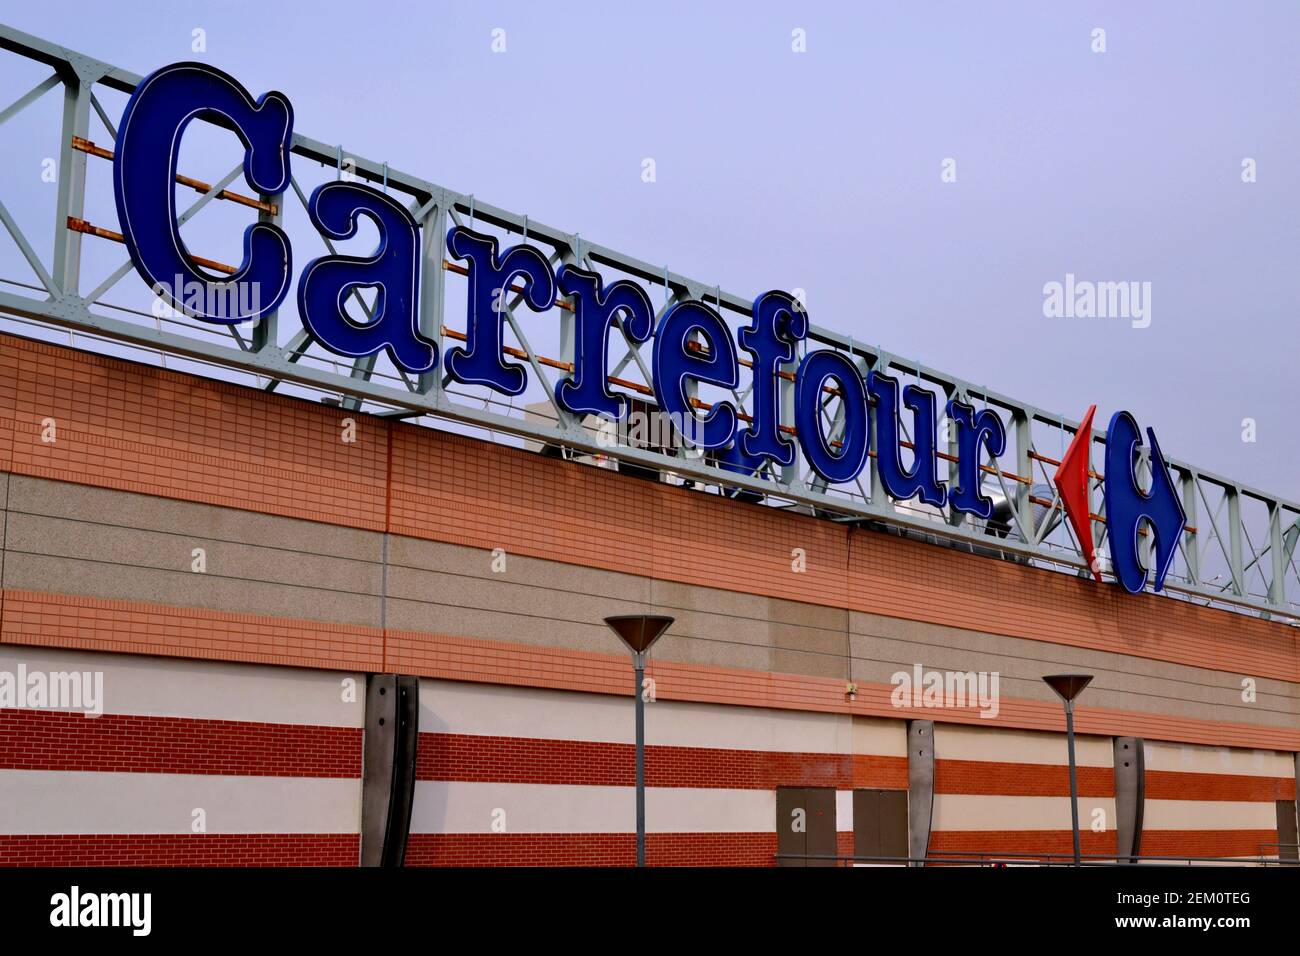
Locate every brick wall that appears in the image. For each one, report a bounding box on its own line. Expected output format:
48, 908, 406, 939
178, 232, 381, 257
1, 332, 1296, 684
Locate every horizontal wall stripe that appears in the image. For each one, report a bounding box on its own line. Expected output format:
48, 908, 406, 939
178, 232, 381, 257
853, 754, 910, 789
3, 508, 382, 604
934, 723, 1113, 768
1142, 799, 1278, 831
1, 589, 383, 672
1145, 770, 1295, 802
1142, 739, 1296, 778
421, 679, 867, 755
415, 732, 905, 790
0, 709, 362, 778
927, 829, 1118, 860
1138, 830, 1282, 860
3, 332, 1298, 687
0, 645, 365, 726
0, 771, 361, 834
6, 473, 380, 563
931, 794, 1115, 832
5, 589, 1298, 752
0, 833, 358, 867
410, 781, 773, 834
405, 832, 776, 867
934, 759, 1114, 798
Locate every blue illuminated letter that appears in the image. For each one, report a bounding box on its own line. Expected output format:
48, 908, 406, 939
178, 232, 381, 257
297, 181, 435, 372
113, 62, 293, 324
444, 226, 556, 396
795, 350, 869, 484
651, 301, 738, 449
1104, 410, 1186, 594
868, 371, 947, 507
554, 265, 653, 418
737, 291, 808, 467
945, 399, 1007, 519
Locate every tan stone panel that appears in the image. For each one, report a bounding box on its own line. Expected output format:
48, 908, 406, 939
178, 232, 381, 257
7, 475, 380, 561
3, 553, 381, 628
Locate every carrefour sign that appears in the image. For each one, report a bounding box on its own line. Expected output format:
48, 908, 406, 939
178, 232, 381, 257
113, 61, 1186, 598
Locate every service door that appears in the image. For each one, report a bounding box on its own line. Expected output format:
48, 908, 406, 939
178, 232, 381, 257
853, 789, 909, 864
1276, 800, 1298, 860
776, 786, 837, 867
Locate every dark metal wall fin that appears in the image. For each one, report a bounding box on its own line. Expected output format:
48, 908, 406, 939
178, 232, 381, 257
907, 720, 935, 866
1113, 736, 1145, 863
361, 674, 420, 867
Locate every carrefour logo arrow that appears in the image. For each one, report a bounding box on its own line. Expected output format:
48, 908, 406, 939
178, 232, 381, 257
1054, 406, 1186, 594
1053, 405, 1101, 582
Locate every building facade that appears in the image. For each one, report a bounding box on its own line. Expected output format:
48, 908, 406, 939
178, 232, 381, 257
1, 331, 1297, 866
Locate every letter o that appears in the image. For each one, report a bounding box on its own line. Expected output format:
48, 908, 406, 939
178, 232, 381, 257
795, 350, 868, 484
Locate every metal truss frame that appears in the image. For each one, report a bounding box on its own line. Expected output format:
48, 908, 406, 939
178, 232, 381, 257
1, 23, 1298, 624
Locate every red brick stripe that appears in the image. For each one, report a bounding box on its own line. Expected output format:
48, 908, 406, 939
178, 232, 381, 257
1145, 770, 1295, 802
935, 759, 1115, 797
929, 828, 1282, 861
0, 833, 359, 866
1139, 829, 1280, 859
853, 753, 910, 789
405, 832, 776, 867
0, 709, 362, 777
416, 732, 907, 790
928, 829, 1118, 860
416, 736, 1135, 797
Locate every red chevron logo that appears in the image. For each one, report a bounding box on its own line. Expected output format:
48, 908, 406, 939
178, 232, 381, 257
1053, 404, 1100, 582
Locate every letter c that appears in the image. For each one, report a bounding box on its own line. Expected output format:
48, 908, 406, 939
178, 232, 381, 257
113, 61, 293, 324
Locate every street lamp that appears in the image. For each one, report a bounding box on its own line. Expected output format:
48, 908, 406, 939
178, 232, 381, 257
1042, 674, 1093, 866
604, 614, 675, 867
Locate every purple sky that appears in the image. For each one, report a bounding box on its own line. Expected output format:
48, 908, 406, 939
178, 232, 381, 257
3, 1, 1299, 498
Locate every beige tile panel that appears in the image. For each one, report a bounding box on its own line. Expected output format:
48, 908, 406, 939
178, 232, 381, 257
411, 781, 774, 834
1143, 739, 1295, 778
0, 644, 365, 726
0, 771, 361, 834
1143, 799, 1278, 831
934, 722, 1114, 767
932, 793, 1115, 832
419, 678, 859, 753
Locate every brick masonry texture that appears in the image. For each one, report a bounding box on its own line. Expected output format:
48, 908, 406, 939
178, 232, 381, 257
928, 829, 1118, 859
0, 834, 358, 867
924, 830, 1278, 862
1144, 769, 1295, 802
934, 759, 1115, 797
1138, 830, 1282, 859
416, 732, 906, 789
0, 709, 362, 777
1, 588, 384, 671
1, 332, 1296, 687
404, 832, 777, 867
421, 733, 1300, 800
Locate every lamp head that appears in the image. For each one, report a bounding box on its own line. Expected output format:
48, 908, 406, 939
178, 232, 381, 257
1042, 673, 1093, 704
603, 615, 675, 655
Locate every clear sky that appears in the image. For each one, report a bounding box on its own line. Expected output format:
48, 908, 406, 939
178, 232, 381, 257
2, 1, 1298, 498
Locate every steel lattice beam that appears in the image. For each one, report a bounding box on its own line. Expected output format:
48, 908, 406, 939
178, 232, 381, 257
0, 22, 1297, 624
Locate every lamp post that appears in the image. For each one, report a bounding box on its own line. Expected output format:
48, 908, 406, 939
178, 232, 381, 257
604, 614, 674, 867
1042, 674, 1093, 866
